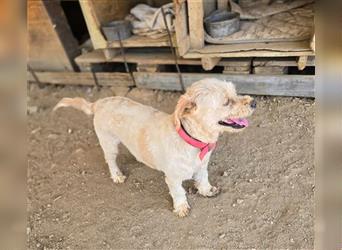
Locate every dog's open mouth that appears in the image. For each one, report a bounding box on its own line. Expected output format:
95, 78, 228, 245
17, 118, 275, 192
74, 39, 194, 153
218, 118, 249, 129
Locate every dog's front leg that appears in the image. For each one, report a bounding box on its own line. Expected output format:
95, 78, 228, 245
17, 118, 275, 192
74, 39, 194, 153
194, 166, 220, 197
165, 177, 190, 217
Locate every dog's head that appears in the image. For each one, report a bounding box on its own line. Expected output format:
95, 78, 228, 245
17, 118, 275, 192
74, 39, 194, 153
173, 78, 256, 135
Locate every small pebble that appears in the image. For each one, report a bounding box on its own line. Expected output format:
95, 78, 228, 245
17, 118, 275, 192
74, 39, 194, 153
68, 128, 73, 134
28, 106, 38, 114
237, 198, 244, 204
219, 233, 226, 239
290, 238, 295, 243
31, 127, 41, 134
47, 133, 58, 139
222, 171, 228, 177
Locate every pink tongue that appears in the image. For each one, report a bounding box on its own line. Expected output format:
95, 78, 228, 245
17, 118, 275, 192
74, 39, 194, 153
227, 118, 249, 127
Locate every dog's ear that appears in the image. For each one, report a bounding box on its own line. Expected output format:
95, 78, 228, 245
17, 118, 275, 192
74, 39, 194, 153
173, 94, 197, 129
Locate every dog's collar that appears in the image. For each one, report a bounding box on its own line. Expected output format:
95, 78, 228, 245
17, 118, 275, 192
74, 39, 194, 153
177, 124, 216, 160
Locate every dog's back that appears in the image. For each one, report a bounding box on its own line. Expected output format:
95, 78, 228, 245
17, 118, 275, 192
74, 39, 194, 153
54, 96, 172, 169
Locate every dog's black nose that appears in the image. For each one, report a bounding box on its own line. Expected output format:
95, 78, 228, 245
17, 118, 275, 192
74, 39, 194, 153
250, 100, 257, 109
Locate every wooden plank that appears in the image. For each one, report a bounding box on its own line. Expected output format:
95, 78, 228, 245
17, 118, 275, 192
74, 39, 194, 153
185, 50, 314, 58
201, 57, 222, 70
76, 49, 195, 65
28, 71, 314, 97
107, 34, 175, 48
28, 0, 79, 71
43, 1, 80, 67
75, 49, 255, 67
253, 57, 315, 67
173, 0, 190, 56
187, 0, 205, 49
253, 66, 288, 75
223, 65, 251, 74
184, 40, 315, 58
28, 72, 134, 87
192, 41, 313, 53
79, 0, 107, 49
135, 72, 314, 97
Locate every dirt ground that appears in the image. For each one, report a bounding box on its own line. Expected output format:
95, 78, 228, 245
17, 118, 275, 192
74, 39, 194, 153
27, 83, 314, 249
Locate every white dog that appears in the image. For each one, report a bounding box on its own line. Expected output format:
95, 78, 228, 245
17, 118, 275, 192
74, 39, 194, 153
54, 78, 256, 217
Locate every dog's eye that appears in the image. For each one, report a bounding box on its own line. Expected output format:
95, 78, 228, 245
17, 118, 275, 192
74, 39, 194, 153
223, 100, 230, 106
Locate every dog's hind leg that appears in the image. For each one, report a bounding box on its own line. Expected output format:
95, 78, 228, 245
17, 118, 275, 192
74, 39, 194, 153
94, 128, 126, 184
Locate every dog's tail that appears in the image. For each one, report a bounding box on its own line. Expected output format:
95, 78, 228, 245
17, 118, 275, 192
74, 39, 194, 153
53, 97, 94, 115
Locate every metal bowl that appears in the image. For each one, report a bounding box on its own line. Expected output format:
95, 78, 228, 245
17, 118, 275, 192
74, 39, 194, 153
204, 10, 240, 38
102, 20, 132, 41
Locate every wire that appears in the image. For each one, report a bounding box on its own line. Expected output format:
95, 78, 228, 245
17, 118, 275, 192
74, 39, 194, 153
117, 31, 137, 87
161, 6, 185, 93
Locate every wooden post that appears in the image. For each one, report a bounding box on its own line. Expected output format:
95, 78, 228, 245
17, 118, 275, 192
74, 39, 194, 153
173, 0, 190, 56
310, 34, 315, 52
201, 57, 221, 70
79, 0, 107, 49
187, 0, 205, 50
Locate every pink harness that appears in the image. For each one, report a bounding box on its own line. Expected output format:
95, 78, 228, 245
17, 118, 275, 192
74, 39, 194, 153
177, 125, 216, 160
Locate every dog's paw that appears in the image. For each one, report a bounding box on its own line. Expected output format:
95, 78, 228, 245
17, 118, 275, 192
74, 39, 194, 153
111, 175, 127, 184
199, 186, 221, 197
173, 203, 190, 218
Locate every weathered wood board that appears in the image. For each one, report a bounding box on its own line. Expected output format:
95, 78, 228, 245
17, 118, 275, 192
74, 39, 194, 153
173, 0, 190, 56
28, 71, 314, 97
136, 73, 314, 97
27, 72, 134, 87
75, 50, 254, 68
187, 0, 205, 49
253, 57, 315, 67
28, 0, 79, 71
186, 41, 314, 58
